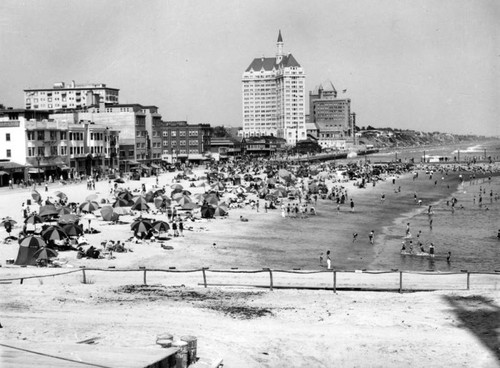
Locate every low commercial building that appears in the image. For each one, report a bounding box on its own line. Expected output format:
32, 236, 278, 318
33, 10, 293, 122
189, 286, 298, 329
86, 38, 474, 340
158, 121, 211, 164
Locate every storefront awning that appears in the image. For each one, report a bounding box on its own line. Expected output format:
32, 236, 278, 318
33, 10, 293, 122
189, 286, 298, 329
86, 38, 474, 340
59, 165, 71, 170
140, 164, 151, 170
150, 164, 160, 169
0, 171, 9, 175
28, 168, 40, 174
125, 160, 140, 165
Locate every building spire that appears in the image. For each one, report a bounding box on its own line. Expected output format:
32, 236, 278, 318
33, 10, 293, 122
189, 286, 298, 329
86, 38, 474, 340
276, 30, 284, 63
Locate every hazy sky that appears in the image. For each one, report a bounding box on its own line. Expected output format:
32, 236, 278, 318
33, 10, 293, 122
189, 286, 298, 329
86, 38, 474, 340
1, 0, 499, 135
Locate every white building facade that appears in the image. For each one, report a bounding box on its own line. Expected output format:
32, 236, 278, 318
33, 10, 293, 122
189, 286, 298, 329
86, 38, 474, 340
242, 31, 306, 145
24, 81, 119, 111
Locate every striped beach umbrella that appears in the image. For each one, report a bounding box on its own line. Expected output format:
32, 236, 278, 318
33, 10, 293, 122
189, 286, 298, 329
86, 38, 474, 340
62, 223, 84, 237
152, 220, 170, 232
24, 214, 43, 225
57, 214, 79, 225
131, 218, 152, 233
41, 226, 68, 241
131, 198, 150, 211
19, 235, 46, 248
57, 206, 72, 216
79, 201, 99, 213
113, 198, 131, 207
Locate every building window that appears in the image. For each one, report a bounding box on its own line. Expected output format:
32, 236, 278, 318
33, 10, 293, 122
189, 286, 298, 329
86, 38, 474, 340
137, 131, 141, 137
171, 131, 177, 137
162, 131, 168, 137
37, 147, 44, 156
51, 146, 58, 156
27, 131, 35, 140
136, 143, 141, 148
6, 149, 11, 158
37, 131, 45, 140
60, 131, 67, 140
128, 150, 134, 157
6, 133, 10, 141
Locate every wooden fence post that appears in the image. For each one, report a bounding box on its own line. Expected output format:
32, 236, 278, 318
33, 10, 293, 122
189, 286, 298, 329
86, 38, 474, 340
467, 272, 470, 290
333, 270, 337, 293
399, 271, 403, 293
20, 278, 23, 285
82, 268, 86, 284
265, 268, 273, 291
202, 268, 207, 288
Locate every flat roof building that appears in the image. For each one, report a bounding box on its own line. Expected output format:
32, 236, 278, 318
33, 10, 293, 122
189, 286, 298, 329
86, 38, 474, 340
24, 81, 119, 111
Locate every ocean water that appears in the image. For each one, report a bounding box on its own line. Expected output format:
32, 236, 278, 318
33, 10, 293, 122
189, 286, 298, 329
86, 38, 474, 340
368, 140, 500, 272
372, 176, 500, 272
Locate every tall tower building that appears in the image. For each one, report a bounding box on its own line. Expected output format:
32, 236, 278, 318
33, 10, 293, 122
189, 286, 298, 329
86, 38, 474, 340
242, 31, 306, 145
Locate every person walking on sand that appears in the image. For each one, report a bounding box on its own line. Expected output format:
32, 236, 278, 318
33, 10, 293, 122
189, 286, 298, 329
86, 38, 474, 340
350, 199, 354, 212
319, 252, 324, 266
326, 250, 332, 269
369, 230, 374, 245
352, 233, 358, 243
429, 243, 435, 258
446, 251, 451, 263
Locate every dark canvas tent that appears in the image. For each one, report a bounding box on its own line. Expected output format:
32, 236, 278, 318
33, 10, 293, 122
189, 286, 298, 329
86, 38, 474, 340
15, 236, 45, 266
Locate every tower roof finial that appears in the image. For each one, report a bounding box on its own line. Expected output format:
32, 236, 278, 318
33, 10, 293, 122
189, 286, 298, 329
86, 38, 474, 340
277, 30, 283, 43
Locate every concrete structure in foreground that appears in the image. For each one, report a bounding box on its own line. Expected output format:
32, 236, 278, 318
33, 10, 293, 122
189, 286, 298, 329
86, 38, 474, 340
24, 80, 119, 111
242, 31, 306, 145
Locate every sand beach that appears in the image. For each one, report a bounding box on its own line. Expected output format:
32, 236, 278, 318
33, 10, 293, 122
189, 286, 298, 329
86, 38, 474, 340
1, 155, 500, 367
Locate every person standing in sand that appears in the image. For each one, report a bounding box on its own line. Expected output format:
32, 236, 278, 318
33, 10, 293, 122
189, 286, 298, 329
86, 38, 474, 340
350, 199, 354, 212
369, 230, 374, 245
326, 250, 331, 269
429, 243, 435, 258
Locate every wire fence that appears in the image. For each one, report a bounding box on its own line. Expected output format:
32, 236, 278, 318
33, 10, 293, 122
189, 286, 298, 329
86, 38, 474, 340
1, 267, 500, 293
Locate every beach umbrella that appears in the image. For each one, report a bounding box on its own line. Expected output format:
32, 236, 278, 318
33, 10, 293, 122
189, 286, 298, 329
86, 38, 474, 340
39, 204, 59, 217
57, 214, 79, 225
54, 191, 68, 201
144, 191, 155, 203
131, 198, 150, 211
204, 193, 219, 205
113, 198, 131, 207
100, 206, 120, 222
211, 182, 225, 191
152, 220, 170, 232
171, 183, 183, 191
100, 198, 109, 204
197, 181, 207, 188
41, 226, 68, 241
114, 178, 125, 184
19, 235, 46, 248
181, 202, 199, 210
2, 217, 16, 236
130, 218, 153, 233
154, 197, 171, 209
113, 207, 131, 216
1, 217, 17, 227
85, 194, 98, 202
174, 194, 192, 207
33, 247, 58, 262
79, 201, 99, 213
31, 190, 42, 203
15, 236, 45, 266
24, 214, 43, 225
212, 205, 228, 217
57, 206, 72, 216
62, 223, 84, 237
117, 190, 134, 202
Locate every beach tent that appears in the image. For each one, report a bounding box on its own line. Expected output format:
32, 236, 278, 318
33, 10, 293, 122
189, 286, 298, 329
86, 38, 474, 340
15, 236, 46, 266
201, 204, 215, 219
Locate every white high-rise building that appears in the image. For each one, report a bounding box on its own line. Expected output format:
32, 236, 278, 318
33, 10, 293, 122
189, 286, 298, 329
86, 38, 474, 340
242, 31, 306, 145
